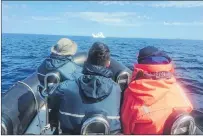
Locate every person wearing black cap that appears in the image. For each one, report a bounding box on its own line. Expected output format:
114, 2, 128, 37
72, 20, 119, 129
137, 46, 171, 64
121, 46, 193, 134
49, 42, 122, 134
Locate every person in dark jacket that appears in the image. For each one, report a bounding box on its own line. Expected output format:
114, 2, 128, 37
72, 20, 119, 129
49, 42, 122, 134
37, 38, 82, 85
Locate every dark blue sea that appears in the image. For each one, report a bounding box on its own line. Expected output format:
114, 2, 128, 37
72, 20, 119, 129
2, 33, 203, 111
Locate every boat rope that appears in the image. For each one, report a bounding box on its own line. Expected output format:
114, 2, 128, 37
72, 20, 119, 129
18, 81, 42, 134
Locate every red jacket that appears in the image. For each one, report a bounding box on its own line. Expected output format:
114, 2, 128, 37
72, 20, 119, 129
121, 63, 193, 134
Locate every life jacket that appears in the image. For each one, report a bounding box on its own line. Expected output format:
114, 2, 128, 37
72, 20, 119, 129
121, 63, 193, 134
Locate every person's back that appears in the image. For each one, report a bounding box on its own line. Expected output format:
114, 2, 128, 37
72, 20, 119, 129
37, 38, 81, 84
121, 46, 193, 134
50, 42, 121, 134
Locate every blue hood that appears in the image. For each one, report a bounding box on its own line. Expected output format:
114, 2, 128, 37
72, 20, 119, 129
78, 63, 114, 102
45, 54, 72, 71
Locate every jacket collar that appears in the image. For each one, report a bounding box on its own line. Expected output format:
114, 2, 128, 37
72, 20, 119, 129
82, 62, 113, 78
131, 63, 174, 81
134, 63, 174, 73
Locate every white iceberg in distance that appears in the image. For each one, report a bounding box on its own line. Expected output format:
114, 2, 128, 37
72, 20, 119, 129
92, 32, 106, 38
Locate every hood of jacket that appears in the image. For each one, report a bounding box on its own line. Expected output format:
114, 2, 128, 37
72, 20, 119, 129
78, 63, 114, 102
128, 63, 177, 106
45, 53, 72, 71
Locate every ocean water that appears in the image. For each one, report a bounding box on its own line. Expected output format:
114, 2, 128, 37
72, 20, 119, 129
2, 33, 203, 111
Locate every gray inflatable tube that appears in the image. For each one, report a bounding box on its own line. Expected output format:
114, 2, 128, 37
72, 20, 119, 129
1, 73, 44, 135
1, 52, 132, 135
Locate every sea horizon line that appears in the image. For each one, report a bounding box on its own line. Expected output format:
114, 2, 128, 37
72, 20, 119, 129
2, 32, 203, 41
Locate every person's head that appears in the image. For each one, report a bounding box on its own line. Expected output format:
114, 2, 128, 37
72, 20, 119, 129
87, 42, 110, 67
51, 38, 77, 56
138, 46, 171, 64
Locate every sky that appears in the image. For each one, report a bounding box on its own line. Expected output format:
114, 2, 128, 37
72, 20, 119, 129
2, 1, 203, 40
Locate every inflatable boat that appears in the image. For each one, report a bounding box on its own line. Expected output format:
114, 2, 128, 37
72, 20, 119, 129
1, 52, 203, 135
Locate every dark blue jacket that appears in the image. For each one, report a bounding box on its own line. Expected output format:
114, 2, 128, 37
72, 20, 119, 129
50, 63, 122, 134
37, 53, 82, 84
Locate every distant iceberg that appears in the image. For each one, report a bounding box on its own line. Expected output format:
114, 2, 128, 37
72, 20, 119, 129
92, 32, 105, 38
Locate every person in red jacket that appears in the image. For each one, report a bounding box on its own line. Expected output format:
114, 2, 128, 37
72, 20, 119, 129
121, 46, 193, 134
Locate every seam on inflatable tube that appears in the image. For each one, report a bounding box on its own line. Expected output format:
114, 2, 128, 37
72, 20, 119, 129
37, 73, 46, 77
193, 109, 203, 114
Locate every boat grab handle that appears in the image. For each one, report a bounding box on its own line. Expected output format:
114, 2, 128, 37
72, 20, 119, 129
40, 73, 60, 98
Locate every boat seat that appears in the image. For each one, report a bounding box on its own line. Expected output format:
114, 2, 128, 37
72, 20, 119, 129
81, 114, 110, 135
163, 112, 196, 135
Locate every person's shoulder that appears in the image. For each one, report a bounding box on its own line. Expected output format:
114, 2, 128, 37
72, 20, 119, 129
105, 78, 122, 92
61, 60, 75, 68
114, 82, 122, 92
60, 60, 82, 71
108, 78, 119, 86
57, 79, 78, 92
37, 59, 46, 71
58, 61, 78, 73
97, 76, 114, 84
